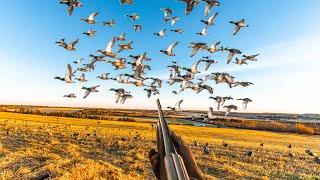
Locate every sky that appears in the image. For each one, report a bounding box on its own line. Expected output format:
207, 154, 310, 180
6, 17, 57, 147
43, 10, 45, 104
0, 0, 320, 114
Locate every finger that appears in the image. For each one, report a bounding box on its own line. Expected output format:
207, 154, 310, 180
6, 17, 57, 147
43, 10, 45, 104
171, 132, 204, 180
149, 149, 160, 179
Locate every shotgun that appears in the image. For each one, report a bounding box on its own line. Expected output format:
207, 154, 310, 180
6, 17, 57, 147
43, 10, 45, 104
156, 99, 190, 180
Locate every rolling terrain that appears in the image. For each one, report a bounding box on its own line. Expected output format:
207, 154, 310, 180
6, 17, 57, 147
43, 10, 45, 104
0, 112, 319, 179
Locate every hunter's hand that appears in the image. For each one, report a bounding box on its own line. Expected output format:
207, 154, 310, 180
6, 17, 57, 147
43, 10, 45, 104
149, 131, 204, 180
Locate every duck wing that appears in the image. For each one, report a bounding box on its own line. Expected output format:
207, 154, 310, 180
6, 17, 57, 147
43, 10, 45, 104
105, 38, 115, 52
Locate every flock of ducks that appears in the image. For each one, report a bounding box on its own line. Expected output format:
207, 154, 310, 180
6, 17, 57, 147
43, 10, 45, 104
56, 0, 259, 116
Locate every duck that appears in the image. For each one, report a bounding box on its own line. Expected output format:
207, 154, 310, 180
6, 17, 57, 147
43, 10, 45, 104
178, 0, 200, 15
146, 77, 163, 88
223, 105, 237, 116
178, 79, 194, 93
89, 54, 105, 62
229, 19, 249, 36
97, 38, 116, 58
115, 33, 126, 41
83, 29, 96, 37
126, 13, 140, 21
232, 81, 254, 88
144, 88, 160, 98
233, 58, 248, 65
97, 73, 110, 80
170, 28, 184, 34
202, 0, 220, 16
75, 73, 88, 82
120, 0, 134, 5
133, 24, 142, 32
224, 48, 242, 64
63, 93, 77, 98
200, 59, 218, 71
182, 60, 201, 75
189, 42, 208, 57
201, 12, 218, 26
206, 41, 222, 54
120, 93, 133, 104
153, 29, 166, 37
73, 58, 83, 64
160, 8, 173, 17
167, 64, 181, 78
222, 96, 233, 106
109, 88, 126, 103
196, 26, 208, 36
209, 96, 223, 110
81, 85, 100, 99
117, 41, 133, 53
54, 64, 74, 83
237, 98, 252, 110
191, 83, 213, 94
160, 42, 179, 56
171, 16, 180, 26
81, 12, 99, 24
107, 58, 126, 70
242, 54, 259, 61
57, 38, 79, 51
102, 19, 116, 27
111, 74, 130, 84
167, 99, 183, 111
59, 0, 82, 16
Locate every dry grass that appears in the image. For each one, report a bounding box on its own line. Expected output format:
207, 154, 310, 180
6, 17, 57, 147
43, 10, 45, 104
0, 112, 319, 179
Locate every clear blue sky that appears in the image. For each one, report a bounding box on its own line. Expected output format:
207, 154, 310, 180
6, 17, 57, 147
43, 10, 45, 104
1, 0, 320, 113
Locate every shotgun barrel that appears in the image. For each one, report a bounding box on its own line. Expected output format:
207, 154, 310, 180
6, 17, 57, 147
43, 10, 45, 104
156, 99, 190, 180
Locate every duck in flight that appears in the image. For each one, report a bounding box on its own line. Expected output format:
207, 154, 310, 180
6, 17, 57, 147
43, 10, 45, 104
126, 13, 140, 21
161, 8, 173, 17
54, 64, 74, 83
97, 73, 110, 80
75, 73, 88, 82
170, 28, 184, 34
102, 19, 116, 27
63, 93, 77, 98
160, 42, 179, 56
167, 99, 184, 111
56, 38, 79, 51
178, 0, 200, 15
117, 41, 133, 53
201, 12, 218, 26
97, 38, 116, 58
223, 105, 238, 116
59, 0, 82, 16
81, 12, 99, 24
237, 98, 252, 110
229, 19, 249, 36
202, 0, 220, 16
83, 29, 96, 37
82, 85, 100, 99
153, 29, 167, 37
120, 0, 134, 5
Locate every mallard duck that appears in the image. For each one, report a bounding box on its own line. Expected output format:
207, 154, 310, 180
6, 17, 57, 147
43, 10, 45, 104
200, 59, 218, 71
202, 0, 220, 16
209, 96, 223, 110
126, 13, 140, 21
59, 0, 82, 16
115, 33, 126, 41
81, 85, 100, 99
229, 19, 249, 36
171, 16, 180, 26
167, 99, 183, 111
160, 42, 179, 56
170, 28, 184, 34
233, 58, 248, 65
232, 81, 254, 88
237, 98, 252, 109
81, 12, 99, 24
196, 26, 208, 36
107, 58, 126, 70
102, 19, 116, 27
223, 105, 237, 116
160, 8, 173, 17
189, 42, 208, 57
63, 93, 77, 98
117, 41, 133, 53
153, 29, 166, 37
133, 24, 142, 32
224, 48, 242, 64
178, 0, 200, 15
119, 0, 134, 5
75, 73, 87, 82
54, 64, 74, 83
56, 38, 79, 51
97, 38, 116, 58
242, 54, 259, 61
97, 73, 110, 80
83, 29, 96, 37
201, 12, 218, 26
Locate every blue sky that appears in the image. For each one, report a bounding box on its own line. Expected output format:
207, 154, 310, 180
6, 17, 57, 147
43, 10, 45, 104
0, 0, 320, 113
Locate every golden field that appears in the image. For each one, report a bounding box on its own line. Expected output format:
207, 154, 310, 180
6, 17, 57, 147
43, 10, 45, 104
0, 112, 319, 179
